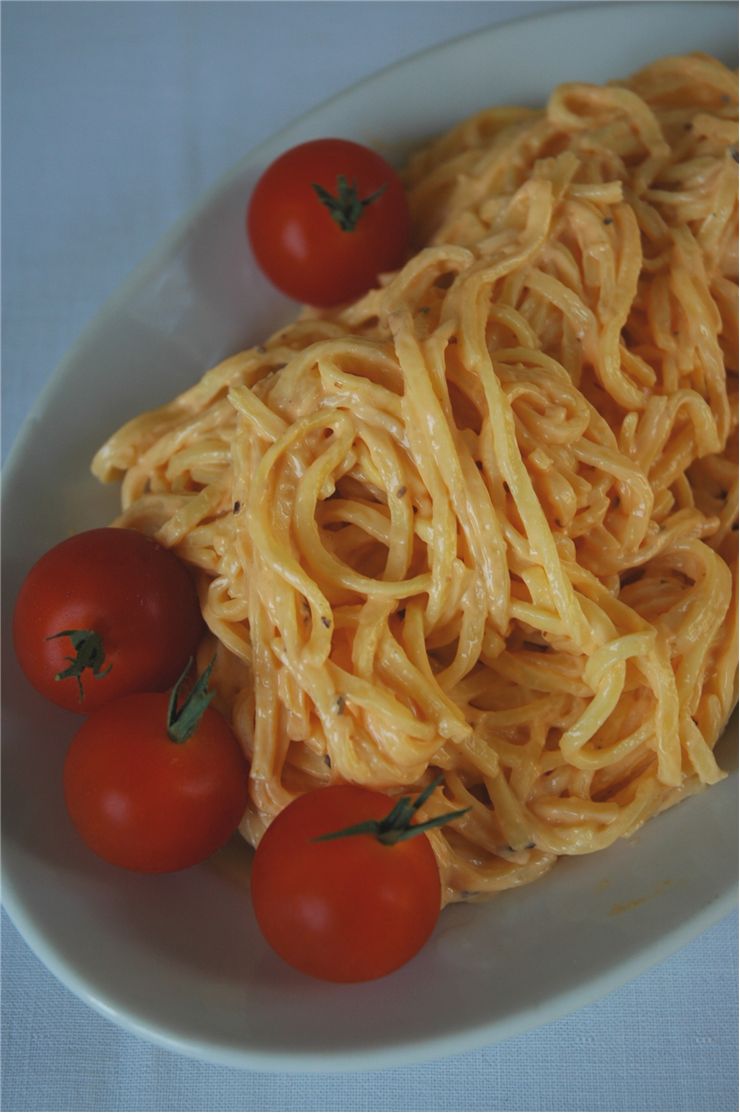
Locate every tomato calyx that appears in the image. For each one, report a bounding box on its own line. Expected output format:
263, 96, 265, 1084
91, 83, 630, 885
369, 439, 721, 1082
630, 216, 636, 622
167, 656, 217, 744
47, 628, 112, 702
315, 775, 470, 847
311, 175, 387, 233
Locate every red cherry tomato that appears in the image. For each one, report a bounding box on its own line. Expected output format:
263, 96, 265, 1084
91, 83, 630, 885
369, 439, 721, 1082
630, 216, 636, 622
13, 528, 203, 712
63, 667, 250, 872
250, 784, 443, 982
247, 138, 411, 307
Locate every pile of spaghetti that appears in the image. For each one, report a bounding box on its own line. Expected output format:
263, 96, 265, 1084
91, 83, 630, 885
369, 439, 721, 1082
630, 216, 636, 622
93, 54, 738, 904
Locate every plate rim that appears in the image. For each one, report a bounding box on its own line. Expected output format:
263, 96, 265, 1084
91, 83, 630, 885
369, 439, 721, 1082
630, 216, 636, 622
2, 864, 736, 1072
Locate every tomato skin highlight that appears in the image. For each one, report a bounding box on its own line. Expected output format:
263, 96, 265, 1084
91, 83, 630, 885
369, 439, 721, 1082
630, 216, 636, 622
250, 785, 441, 983
247, 138, 411, 307
63, 692, 250, 872
13, 528, 203, 712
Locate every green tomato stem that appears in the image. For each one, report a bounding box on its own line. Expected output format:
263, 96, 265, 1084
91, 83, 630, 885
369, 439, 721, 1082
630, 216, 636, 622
314, 775, 470, 846
312, 175, 387, 233
167, 656, 217, 744
47, 628, 112, 702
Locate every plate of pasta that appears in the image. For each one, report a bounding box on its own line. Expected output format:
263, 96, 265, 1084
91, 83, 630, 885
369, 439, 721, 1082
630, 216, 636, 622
2, 0, 737, 1070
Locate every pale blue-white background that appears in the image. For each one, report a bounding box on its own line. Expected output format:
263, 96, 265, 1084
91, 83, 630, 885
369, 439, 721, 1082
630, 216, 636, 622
2, 2, 737, 1110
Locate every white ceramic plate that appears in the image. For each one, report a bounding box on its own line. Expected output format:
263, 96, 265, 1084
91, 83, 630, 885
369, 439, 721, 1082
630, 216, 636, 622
2, 0, 737, 1072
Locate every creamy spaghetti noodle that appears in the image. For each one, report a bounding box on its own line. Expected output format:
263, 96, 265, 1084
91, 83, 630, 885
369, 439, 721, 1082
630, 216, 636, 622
93, 54, 738, 905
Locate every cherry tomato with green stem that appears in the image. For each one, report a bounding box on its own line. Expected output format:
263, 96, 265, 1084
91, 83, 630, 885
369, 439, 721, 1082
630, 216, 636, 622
13, 528, 203, 712
247, 138, 411, 307
250, 779, 468, 982
63, 659, 250, 872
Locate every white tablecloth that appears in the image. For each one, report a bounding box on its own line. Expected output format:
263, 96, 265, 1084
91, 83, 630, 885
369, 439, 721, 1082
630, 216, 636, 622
3, 3, 737, 1110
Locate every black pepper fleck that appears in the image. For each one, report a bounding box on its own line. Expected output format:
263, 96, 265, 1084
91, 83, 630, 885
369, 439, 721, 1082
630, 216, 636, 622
321, 616, 332, 629
603, 217, 613, 226
233, 500, 241, 513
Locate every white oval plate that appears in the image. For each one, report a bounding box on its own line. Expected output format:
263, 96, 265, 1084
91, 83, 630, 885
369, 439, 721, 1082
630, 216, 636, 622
2, 0, 737, 1072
